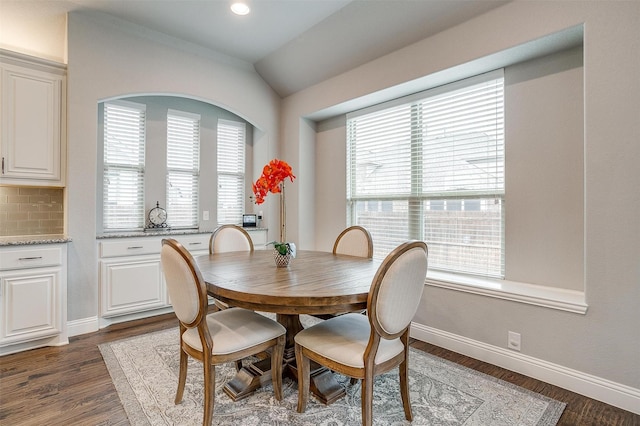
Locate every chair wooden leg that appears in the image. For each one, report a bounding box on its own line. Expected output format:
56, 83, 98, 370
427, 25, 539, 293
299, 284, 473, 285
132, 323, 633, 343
271, 335, 285, 401
175, 347, 188, 404
234, 360, 243, 371
399, 359, 413, 421
295, 343, 310, 413
361, 376, 374, 426
203, 362, 215, 426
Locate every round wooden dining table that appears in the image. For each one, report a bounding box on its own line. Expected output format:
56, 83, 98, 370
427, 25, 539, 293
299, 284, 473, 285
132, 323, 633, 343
195, 249, 380, 404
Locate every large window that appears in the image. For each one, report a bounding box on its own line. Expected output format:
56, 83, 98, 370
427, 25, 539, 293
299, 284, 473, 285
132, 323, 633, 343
217, 119, 246, 225
103, 100, 146, 231
347, 70, 504, 278
166, 110, 200, 228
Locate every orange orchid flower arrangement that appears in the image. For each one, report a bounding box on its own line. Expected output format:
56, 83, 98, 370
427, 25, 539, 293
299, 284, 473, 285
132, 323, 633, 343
252, 159, 296, 205
252, 159, 296, 247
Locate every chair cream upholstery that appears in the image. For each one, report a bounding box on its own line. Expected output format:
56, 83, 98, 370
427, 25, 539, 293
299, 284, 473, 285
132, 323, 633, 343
295, 241, 428, 426
161, 238, 285, 426
208, 224, 254, 311
333, 225, 373, 258
209, 224, 254, 254
208, 225, 257, 370
315, 226, 374, 322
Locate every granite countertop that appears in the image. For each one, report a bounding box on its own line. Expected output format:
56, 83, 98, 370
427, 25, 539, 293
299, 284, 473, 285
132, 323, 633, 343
0, 234, 72, 246
96, 227, 267, 239
1, 227, 268, 245
96, 229, 210, 239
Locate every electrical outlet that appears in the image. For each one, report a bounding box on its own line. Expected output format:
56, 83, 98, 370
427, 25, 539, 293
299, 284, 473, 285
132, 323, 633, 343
203, 210, 210, 221
508, 331, 521, 351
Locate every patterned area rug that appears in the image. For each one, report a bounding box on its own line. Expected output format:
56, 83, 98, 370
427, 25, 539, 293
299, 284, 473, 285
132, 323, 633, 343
99, 318, 565, 425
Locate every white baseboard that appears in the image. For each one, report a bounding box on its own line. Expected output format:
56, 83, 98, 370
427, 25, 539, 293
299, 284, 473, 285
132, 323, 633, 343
67, 316, 99, 337
0, 334, 69, 356
410, 322, 640, 416
67, 307, 176, 338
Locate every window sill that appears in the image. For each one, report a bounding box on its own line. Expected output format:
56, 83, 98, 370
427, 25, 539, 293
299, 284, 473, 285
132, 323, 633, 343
425, 271, 588, 314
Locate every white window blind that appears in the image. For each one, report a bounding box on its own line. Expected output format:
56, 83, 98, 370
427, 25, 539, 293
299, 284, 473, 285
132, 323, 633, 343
347, 70, 505, 278
166, 110, 200, 228
217, 119, 246, 225
103, 101, 146, 231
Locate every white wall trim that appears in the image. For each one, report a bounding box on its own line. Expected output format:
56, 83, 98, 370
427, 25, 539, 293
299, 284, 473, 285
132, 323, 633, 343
410, 322, 640, 415
426, 272, 588, 314
67, 316, 99, 337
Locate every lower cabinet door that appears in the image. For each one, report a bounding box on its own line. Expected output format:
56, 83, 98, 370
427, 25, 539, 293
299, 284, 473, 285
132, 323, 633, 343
1, 268, 61, 344
100, 256, 165, 317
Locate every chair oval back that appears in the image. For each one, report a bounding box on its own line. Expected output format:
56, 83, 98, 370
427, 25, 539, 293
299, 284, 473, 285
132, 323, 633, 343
368, 241, 428, 338
333, 225, 373, 258
209, 224, 254, 254
161, 238, 206, 327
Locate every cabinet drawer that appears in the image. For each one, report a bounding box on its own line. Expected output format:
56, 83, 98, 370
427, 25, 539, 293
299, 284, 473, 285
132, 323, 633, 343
99, 234, 210, 258
173, 234, 210, 254
99, 239, 161, 258
0, 247, 63, 270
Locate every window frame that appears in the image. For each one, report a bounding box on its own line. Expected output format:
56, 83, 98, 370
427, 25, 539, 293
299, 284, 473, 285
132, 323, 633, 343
102, 100, 146, 231
216, 119, 246, 226
347, 70, 505, 279
166, 109, 200, 229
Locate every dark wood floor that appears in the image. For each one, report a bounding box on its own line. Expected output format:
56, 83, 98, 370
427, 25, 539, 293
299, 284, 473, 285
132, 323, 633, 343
1, 312, 638, 426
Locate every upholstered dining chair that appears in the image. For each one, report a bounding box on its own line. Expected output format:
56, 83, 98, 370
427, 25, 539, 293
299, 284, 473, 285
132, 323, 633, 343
333, 225, 373, 258
208, 224, 258, 370
294, 240, 428, 426
161, 238, 285, 426
313, 225, 374, 322
208, 224, 254, 311
209, 224, 254, 254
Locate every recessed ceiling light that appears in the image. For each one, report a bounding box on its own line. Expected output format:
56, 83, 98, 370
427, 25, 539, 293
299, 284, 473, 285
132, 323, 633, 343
231, 2, 250, 16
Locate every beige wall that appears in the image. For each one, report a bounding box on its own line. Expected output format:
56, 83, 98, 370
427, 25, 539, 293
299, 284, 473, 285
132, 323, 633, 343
0, 1, 68, 63
504, 48, 584, 291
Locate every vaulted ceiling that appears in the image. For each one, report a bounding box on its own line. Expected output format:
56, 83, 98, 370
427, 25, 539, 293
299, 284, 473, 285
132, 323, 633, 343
4, 0, 510, 97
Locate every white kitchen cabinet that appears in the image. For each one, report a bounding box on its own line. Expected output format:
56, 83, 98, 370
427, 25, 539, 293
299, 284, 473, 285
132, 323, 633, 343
98, 233, 209, 327
0, 244, 68, 356
100, 255, 165, 318
245, 228, 268, 249
0, 49, 66, 186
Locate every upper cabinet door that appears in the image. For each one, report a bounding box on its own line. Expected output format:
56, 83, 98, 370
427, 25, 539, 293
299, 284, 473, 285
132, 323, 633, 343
1, 50, 66, 186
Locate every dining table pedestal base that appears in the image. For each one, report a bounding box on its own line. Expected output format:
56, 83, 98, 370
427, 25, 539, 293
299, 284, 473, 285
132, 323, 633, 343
222, 314, 347, 404
222, 355, 346, 405
287, 360, 346, 405
223, 357, 272, 401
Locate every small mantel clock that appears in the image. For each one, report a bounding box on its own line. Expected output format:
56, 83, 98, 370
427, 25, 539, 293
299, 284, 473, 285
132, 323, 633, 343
147, 201, 168, 229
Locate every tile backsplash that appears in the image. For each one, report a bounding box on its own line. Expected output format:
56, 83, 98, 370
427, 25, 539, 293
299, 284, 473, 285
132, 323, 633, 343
0, 186, 64, 236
